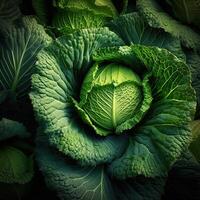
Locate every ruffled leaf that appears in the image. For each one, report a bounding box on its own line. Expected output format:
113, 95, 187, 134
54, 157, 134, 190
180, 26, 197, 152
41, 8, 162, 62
52, 9, 106, 35
137, 0, 200, 50
109, 12, 185, 60
30, 28, 127, 166
36, 135, 166, 200
36, 136, 116, 200
54, 0, 118, 18
107, 45, 196, 179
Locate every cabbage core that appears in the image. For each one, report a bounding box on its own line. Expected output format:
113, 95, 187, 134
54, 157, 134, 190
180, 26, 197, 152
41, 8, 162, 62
80, 63, 142, 134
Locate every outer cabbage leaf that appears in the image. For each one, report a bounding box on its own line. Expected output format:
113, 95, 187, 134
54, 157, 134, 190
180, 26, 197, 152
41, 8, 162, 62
36, 136, 116, 200
0, 17, 52, 99
137, 0, 200, 50
0, 0, 21, 23
32, 0, 52, 25
164, 152, 200, 200
114, 177, 165, 200
93, 45, 196, 178
52, 0, 118, 34
186, 52, 200, 117
189, 120, 200, 162
165, 0, 200, 29
54, 0, 118, 18
0, 118, 29, 141
52, 10, 106, 35
36, 134, 165, 200
30, 28, 127, 166
0, 146, 33, 184
109, 12, 185, 60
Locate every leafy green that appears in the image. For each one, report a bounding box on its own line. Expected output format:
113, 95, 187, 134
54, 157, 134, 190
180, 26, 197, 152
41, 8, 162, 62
0, 17, 52, 99
0, 118, 29, 141
0, 118, 34, 185
186, 52, 200, 116
165, 0, 200, 29
76, 63, 143, 136
32, 0, 51, 25
93, 45, 196, 178
189, 120, 200, 162
54, 0, 118, 17
0, 0, 21, 23
137, 0, 200, 50
29, 6, 197, 199
37, 137, 116, 200
36, 134, 166, 200
164, 152, 200, 200
109, 12, 185, 60
0, 146, 33, 184
30, 28, 127, 166
31, 34, 196, 179
52, 9, 106, 34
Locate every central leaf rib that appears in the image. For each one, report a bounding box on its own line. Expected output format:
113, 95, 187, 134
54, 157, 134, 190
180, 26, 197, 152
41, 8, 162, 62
112, 87, 116, 128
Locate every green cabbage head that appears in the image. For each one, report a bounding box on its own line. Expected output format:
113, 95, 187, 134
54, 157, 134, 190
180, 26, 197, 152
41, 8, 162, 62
30, 13, 196, 200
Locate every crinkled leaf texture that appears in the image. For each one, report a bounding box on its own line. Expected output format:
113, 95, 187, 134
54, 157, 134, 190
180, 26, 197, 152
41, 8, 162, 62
36, 134, 165, 200
137, 0, 200, 51
54, 0, 118, 18
31, 26, 196, 180
30, 28, 128, 167
0, 17, 52, 99
93, 45, 196, 178
31, 16, 196, 200
52, 0, 117, 34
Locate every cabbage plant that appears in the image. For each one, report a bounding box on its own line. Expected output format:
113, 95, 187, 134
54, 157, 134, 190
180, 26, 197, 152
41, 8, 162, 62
30, 11, 196, 199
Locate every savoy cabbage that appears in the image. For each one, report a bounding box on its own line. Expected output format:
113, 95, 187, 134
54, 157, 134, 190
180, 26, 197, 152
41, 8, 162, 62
0, 0, 200, 200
